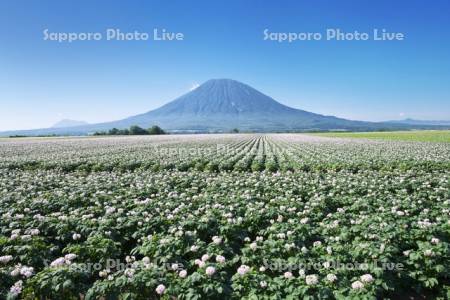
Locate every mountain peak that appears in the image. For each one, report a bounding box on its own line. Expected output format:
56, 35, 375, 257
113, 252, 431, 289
148, 78, 295, 117
205, 78, 237, 82
196, 78, 254, 93
202, 78, 242, 85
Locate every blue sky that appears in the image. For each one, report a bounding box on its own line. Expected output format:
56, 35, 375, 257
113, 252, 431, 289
1, 0, 449, 130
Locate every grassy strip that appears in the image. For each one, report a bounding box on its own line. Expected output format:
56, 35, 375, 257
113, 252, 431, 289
311, 130, 450, 143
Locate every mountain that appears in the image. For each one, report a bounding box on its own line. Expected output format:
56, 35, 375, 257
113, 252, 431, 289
0, 79, 447, 136
386, 118, 450, 126
52, 119, 89, 128
119, 78, 373, 132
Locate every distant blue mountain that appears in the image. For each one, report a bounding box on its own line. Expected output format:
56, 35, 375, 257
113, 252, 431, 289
52, 119, 89, 128
386, 118, 450, 126
1, 79, 447, 136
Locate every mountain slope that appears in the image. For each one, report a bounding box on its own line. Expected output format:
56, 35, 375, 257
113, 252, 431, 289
0, 79, 445, 136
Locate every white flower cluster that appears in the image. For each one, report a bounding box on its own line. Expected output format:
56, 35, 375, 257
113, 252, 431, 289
50, 254, 77, 267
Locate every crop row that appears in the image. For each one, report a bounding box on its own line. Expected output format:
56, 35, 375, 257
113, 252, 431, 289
0, 135, 449, 172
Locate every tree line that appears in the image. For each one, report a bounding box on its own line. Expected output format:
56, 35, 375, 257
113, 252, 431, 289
93, 125, 166, 136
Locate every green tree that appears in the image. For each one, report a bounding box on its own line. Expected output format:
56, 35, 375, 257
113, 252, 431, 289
118, 129, 129, 135
129, 125, 148, 135
147, 125, 165, 135
108, 128, 119, 135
